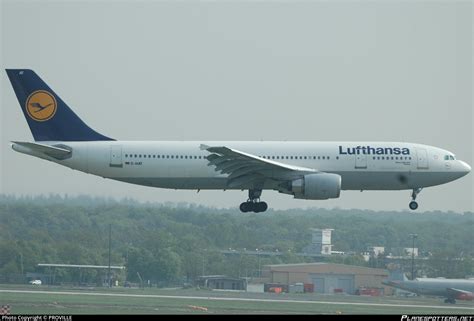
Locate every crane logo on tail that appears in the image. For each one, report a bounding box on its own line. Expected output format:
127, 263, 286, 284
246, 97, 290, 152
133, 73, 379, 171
26, 90, 57, 121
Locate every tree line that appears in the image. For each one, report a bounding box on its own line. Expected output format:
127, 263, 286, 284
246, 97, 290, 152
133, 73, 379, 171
0, 195, 472, 286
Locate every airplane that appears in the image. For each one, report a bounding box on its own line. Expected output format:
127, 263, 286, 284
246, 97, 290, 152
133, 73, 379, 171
5, 69, 471, 213
384, 278, 474, 304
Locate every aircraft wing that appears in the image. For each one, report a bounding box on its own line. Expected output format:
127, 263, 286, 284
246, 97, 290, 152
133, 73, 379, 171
446, 288, 474, 300
201, 144, 317, 188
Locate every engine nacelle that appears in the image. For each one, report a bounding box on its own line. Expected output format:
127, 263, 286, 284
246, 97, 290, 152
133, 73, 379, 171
456, 292, 474, 301
292, 173, 341, 200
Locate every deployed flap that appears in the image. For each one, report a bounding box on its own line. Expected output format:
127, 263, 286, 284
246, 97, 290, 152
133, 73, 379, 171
11, 141, 72, 159
201, 144, 317, 188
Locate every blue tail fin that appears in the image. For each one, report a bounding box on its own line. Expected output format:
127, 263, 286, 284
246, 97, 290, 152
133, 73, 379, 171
6, 69, 113, 141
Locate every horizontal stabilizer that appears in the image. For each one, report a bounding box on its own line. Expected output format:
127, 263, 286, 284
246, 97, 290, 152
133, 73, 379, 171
11, 141, 71, 159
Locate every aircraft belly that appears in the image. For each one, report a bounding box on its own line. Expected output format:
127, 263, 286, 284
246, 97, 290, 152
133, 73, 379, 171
114, 177, 229, 189
339, 171, 454, 190
105, 169, 453, 191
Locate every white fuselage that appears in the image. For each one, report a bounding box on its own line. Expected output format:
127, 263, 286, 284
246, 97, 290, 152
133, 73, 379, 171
23, 141, 470, 194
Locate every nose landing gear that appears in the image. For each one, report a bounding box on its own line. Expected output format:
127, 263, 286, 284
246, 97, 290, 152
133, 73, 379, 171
239, 189, 268, 213
409, 188, 422, 210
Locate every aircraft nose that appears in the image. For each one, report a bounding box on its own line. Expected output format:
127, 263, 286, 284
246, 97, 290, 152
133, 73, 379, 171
459, 161, 471, 175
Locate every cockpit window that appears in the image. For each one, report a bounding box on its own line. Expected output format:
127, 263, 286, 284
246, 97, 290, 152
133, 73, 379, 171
450, 155, 455, 160
445, 155, 456, 160
444, 155, 450, 161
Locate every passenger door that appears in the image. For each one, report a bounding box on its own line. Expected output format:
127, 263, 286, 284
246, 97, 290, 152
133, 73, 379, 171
416, 148, 428, 169
109, 145, 123, 168
355, 153, 367, 169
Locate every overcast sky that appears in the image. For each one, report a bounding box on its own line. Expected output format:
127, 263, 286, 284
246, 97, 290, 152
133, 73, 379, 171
1, 0, 472, 212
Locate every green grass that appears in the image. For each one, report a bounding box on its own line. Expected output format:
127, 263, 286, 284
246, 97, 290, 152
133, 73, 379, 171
1, 286, 473, 314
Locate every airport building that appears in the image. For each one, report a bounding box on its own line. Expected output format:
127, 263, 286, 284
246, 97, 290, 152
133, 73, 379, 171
262, 263, 391, 295
196, 275, 246, 291
302, 228, 334, 255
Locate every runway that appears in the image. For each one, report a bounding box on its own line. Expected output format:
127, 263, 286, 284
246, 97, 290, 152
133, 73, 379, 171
2, 289, 473, 311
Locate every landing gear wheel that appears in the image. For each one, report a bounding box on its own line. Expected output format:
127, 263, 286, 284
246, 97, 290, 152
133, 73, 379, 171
254, 202, 268, 213
408, 188, 422, 211
239, 201, 268, 213
258, 202, 268, 212
444, 298, 456, 304
239, 189, 268, 213
240, 202, 251, 213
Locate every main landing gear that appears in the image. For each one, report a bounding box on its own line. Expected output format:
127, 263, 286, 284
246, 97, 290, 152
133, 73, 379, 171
240, 189, 268, 213
444, 298, 456, 304
409, 188, 422, 210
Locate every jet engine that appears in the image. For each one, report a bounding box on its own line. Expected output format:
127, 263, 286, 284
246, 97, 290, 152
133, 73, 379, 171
455, 292, 474, 301
291, 173, 341, 200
